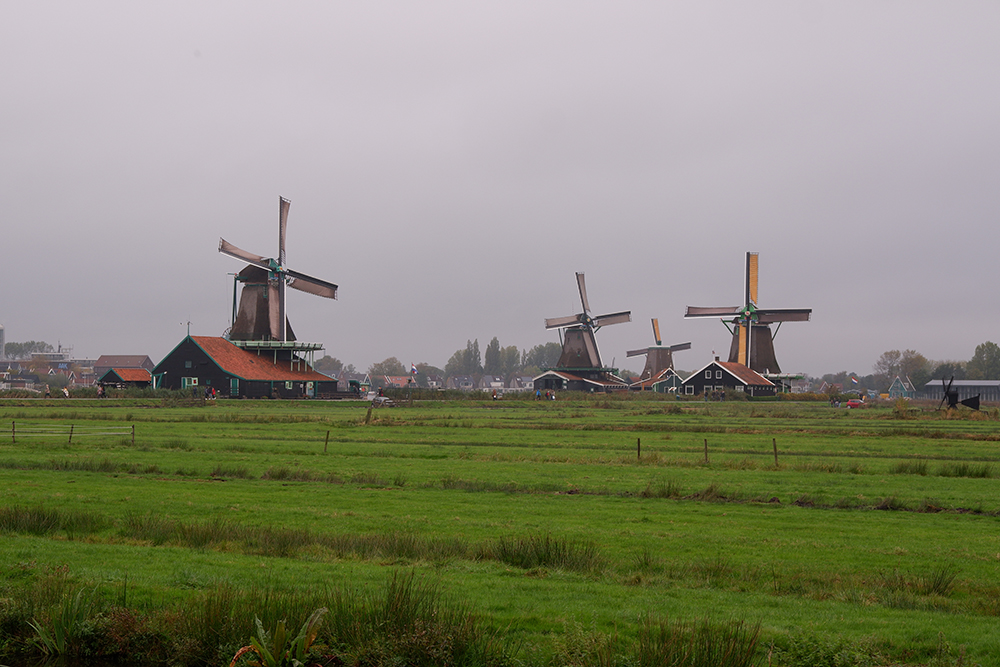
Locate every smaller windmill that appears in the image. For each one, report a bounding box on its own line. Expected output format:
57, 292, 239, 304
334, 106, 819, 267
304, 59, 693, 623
219, 197, 338, 342
545, 272, 631, 369
685, 252, 811, 374
626, 318, 691, 380
938, 376, 981, 411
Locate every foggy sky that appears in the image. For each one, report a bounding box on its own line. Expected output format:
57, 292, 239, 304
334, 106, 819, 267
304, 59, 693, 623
3, 2, 998, 376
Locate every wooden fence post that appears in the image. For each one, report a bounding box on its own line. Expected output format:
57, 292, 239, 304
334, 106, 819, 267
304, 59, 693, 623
637, 437, 641, 460
773, 438, 778, 466
132, 425, 136, 446
324, 430, 330, 453
69, 424, 74, 444
11, 421, 14, 444
704, 438, 708, 464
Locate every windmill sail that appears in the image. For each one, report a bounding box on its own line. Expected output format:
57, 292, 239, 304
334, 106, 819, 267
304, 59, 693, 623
219, 197, 338, 342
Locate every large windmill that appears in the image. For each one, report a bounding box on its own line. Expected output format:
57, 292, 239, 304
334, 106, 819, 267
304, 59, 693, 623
684, 252, 810, 374
545, 272, 631, 370
626, 318, 691, 380
219, 197, 338, 342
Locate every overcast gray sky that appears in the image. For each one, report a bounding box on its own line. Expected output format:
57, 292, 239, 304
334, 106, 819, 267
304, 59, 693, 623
3, 2, 998, 376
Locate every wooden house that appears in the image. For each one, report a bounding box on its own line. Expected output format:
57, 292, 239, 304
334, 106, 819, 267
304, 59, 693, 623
152, 336, 337, 398
680, 359, 776, 397
888, 376, 915, 399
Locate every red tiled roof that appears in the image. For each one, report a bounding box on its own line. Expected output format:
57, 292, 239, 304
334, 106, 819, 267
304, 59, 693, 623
717, 362, 774, 386
190, 337, 333, 382
114, 368, 151, 382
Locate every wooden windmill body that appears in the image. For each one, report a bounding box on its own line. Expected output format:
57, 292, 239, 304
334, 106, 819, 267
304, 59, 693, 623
685, 252, 810, 375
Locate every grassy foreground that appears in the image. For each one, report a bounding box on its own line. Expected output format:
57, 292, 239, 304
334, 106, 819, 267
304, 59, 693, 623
0, 394, 998, 666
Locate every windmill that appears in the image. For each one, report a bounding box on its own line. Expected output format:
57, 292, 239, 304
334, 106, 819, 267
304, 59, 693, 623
219, 197, 338, 342
626, 318, 691, 380
545, 272, 631, 369
685, 252, 810, 374
938, 376, 980, 411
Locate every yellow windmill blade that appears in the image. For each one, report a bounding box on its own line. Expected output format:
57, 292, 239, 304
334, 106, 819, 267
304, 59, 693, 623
738, 324, 749, 366
746, 252, 759, 306
651, 318, 662, 346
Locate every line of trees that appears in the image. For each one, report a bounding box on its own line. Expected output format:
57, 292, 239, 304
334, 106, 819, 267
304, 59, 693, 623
2, 340, 54, 360
817, 341, 1000, 394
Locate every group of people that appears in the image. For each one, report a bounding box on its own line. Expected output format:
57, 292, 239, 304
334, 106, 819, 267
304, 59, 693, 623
43, 384, 70, 398
535, 389, 556, 400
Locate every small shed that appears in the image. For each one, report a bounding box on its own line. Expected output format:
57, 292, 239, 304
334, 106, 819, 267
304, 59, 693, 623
99, 368, 152, 389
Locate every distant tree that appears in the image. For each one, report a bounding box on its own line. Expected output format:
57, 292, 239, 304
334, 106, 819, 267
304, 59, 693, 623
500, 345, 521, 377
930, 361, 966, 382
4, 341, 53, 359
313, 355, 343, 374
523, 342, 562, 370
899, 350, 931, 390
483, 337, 502, 375
415, 363, 444, 377
966, 341, 1000, 380
872, 350, 902, 389
368, 357, 406, 377
444, 339, 483, 377
343, 363, 358, 375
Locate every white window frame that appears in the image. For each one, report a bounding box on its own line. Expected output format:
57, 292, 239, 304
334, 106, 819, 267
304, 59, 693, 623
685, 385, 694, 395
715, 370, 723, 379
705, 370, 712, 379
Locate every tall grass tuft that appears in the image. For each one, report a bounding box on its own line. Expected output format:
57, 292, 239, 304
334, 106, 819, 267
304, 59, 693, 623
483, 534, 605, 573
889, 459, 928, 475
917, 564, 960, 597
28, 587, 101, 657
640, 477, 681, 499
636, 615, 761, 667
938, 462, 993, 478
323, 571, 513, 667
0, 505, 108, 537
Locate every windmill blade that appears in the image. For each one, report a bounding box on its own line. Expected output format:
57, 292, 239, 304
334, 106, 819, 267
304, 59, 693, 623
576, 272, 591, 314
746, 252, 759, 306
219, 239, 272, 271
581, 329, 600, 367
267, 282, 282, 341
592, 311, 631, 327
961, 395, 981, 411
685, 306, 741, 318
545, 314, 582, 329
756, 308, 812, 323
626, 348, 649, 358
651, 318, 662, 346
668, 342, 692, 352
285, 268, 338, 299
937, 377, 949, 410
278, 197, 290, 266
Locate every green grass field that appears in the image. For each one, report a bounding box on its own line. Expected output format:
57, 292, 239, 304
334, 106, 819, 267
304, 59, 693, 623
1, 395, 999, 666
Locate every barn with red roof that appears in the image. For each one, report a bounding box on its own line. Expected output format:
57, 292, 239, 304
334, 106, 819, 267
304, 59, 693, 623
152, 336, 338, 398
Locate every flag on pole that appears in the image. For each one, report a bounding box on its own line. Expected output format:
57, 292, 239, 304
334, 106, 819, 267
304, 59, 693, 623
851, 377, 858, 385
411, 364, 418, 375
